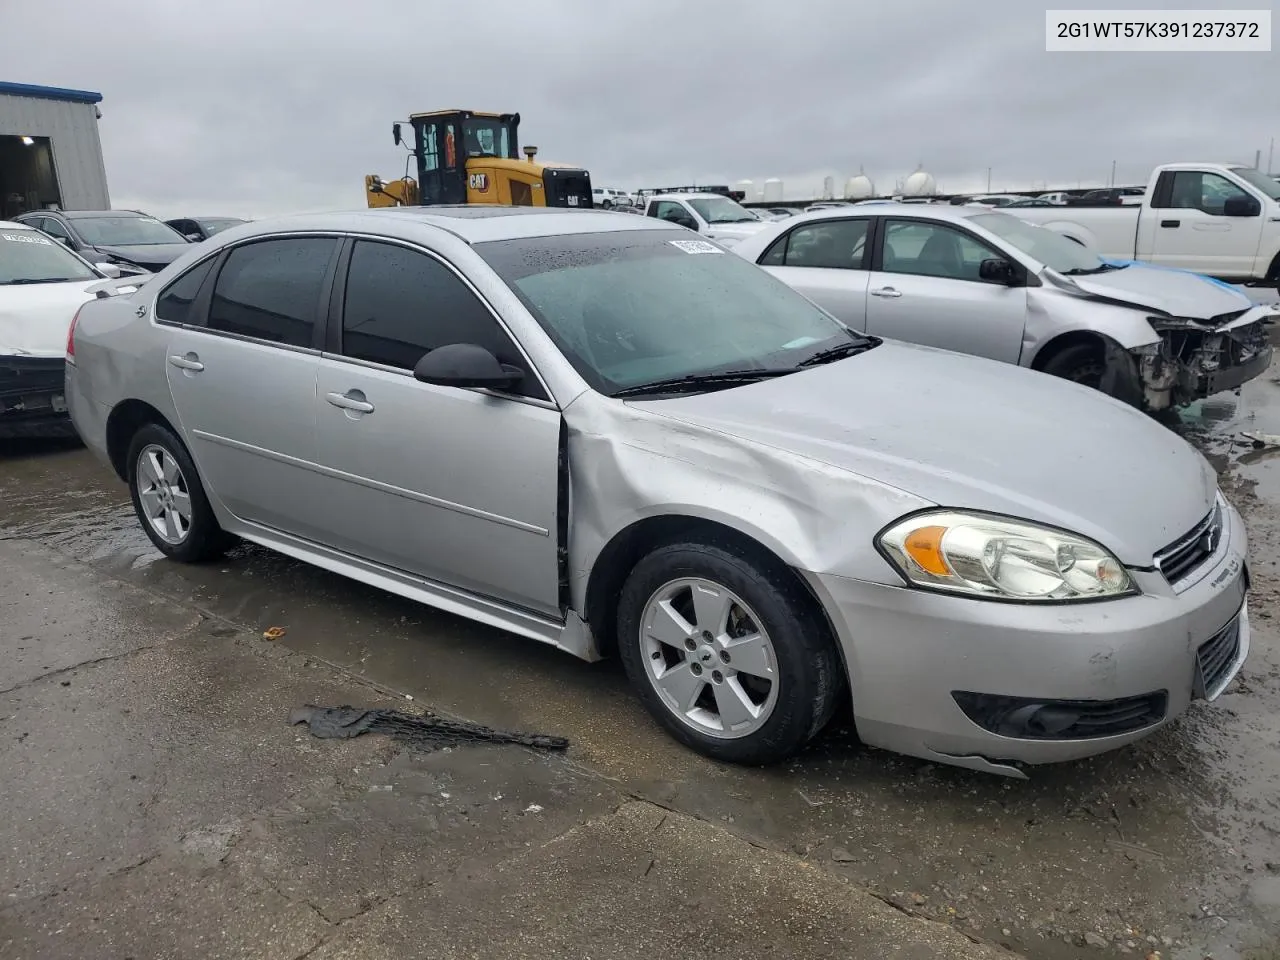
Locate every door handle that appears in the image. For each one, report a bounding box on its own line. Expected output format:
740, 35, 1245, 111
870, 286, 902, 298
1160, 219, 1180, 228
326, 391, 375, 414
167, 353, 204, 372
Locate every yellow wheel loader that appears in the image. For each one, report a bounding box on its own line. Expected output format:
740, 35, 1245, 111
365, 110, 593, 209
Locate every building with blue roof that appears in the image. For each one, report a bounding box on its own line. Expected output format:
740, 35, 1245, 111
0, 81, 110, 217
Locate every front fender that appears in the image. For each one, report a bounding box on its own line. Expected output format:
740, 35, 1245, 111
563, 394, 928, 612
1024, 289, 1161, 363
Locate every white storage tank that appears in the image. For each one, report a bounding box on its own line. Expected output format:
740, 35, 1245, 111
844, 173, 875, 199
762, 178, 784, 202
901, 169, 937, 197
733, 179, 755, 200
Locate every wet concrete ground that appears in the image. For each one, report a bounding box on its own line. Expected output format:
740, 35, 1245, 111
3, 320, 1280, 958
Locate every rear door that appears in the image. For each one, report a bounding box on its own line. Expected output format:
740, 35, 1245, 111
1145, 170, 1264, 277
310, 238, 563, 616
161, 236, 340, 540
755, 217, 872, 329
864, 218, 1027, 363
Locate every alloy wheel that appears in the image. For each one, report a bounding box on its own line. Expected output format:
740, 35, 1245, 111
638, 577, 779, 739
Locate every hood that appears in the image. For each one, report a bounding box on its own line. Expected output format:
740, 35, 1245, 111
92, 243, 192, 268
703, 221, 769, 243
0, 278, 98, 357
639, 341, 1215, 564
1052, 261, 1254, 320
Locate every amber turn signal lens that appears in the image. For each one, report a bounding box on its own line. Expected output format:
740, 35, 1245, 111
903, 525, 951, 576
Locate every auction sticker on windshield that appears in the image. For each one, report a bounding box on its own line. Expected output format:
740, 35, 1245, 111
2, 233, 52, 244
668, 239, 724, 255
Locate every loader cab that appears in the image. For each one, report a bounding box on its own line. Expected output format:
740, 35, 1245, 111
405, 110, 519, 205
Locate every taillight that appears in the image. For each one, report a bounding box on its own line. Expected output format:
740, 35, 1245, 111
67, 304, 84, 362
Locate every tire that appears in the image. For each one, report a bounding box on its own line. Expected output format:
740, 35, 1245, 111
616, 540, 843, 765
601, 199, 613, 209
126, 422, 229, 562
1040, 343, 1105, 390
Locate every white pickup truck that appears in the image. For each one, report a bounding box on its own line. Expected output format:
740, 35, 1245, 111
641, 193, 768, 247
1013, 163, 1280, 286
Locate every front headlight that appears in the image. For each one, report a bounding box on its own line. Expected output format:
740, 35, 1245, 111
876, 511, 1136, 602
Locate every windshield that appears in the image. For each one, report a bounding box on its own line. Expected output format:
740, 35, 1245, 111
687, 196, 757, 224
72, 216, 187, 247
200, 218, 245, 235
969, 212, 1103, 273
0, 228, 97, 284
1230, 167, 1280, 201
476, 231, 869, 395
462, 117, 511, 158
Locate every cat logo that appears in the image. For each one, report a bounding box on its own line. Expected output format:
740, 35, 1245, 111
468, 173, 489, 192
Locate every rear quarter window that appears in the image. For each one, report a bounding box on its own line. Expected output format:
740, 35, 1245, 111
154, 258, 217, 325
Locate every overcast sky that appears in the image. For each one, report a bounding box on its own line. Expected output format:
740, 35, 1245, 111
3, 0, 1276, 217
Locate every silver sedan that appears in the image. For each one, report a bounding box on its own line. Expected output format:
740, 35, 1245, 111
66, 208, 1249, 775
731, 204, 1274, 411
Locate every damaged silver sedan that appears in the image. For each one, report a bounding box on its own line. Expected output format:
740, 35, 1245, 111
732, 204, 1274, 411
67, 208, 1250, 776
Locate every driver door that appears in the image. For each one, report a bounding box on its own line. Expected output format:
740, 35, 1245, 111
311, 238, 563, 616
1147, 170, 1264, 277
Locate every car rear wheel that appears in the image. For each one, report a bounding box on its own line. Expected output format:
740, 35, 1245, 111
126, 423, 229, 562
616, 540, 843, 765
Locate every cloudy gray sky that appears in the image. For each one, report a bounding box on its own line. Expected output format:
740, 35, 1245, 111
4, 0, 1276, 216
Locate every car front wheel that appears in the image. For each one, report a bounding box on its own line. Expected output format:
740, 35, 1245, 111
126, 422, 229, 562
616, 540, 843, 765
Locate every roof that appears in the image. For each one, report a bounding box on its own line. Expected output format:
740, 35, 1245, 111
0, 81, 102, 105
648, 193, 734, 201
227, 206, 679, 245
58, 210, 148, 219
408, 109, 507, 120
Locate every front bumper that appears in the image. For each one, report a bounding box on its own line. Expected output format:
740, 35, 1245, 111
0, 356, 75, 439
805, 500, 1250, 777
1195, 342, 1273, 397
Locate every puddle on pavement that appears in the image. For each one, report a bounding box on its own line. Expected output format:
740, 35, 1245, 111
5, 376, 1280, 960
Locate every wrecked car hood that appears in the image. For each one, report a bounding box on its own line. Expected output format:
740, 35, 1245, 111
638, 341, 1216, 564
1052, 262, 1256, 319
0, 279, 98, 358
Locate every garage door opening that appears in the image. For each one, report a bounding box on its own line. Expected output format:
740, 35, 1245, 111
0, 134, 60, 220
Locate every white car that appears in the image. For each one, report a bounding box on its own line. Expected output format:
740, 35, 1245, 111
0, 220, 142, 438
591, 187, 631, 209
642, 193, 769, 247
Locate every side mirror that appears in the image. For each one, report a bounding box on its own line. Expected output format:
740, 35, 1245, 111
1222, 196, 1261, 217
184, 233, 202, 242
412, 343, 524, 391
94, 262, 122, 279
978, 258, 1017, 285
392, 122, 402, 146
53, 235, 72, 247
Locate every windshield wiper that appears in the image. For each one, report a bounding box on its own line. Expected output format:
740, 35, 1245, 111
798, 338, 879, 367
1061, 263, 1128, 276
2, 277, 79, 285
612, 368, 795, 398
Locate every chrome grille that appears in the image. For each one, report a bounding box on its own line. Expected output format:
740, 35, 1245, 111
1196, 616, 1241, 699
1154, 500, 1223, 586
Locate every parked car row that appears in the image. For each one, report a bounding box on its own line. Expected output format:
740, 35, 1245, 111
59, 205, 1253, 776
1, 210, 246, 438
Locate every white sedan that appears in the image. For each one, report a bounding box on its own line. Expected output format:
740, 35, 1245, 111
0, 220, 139, 438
